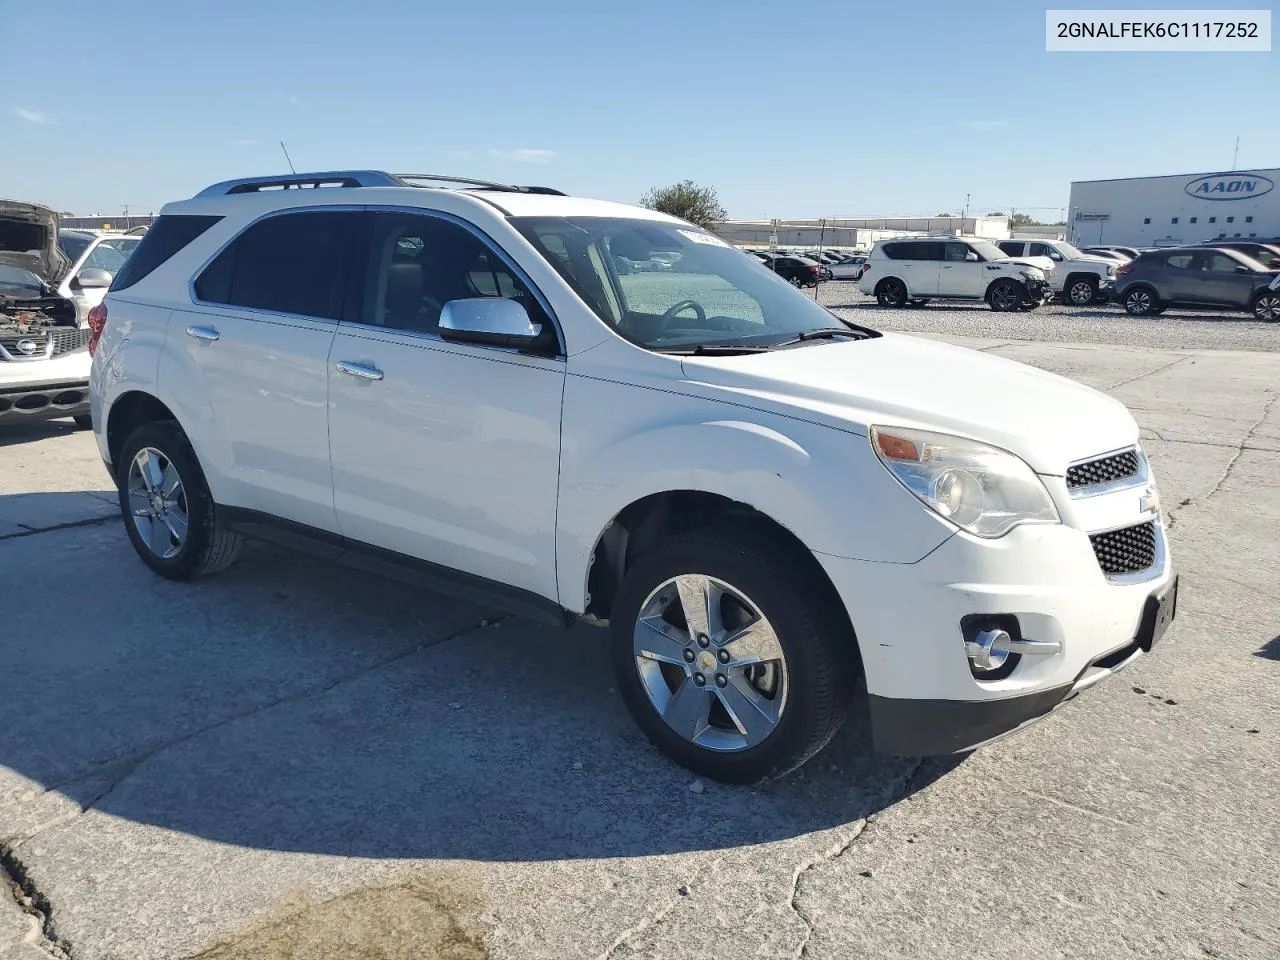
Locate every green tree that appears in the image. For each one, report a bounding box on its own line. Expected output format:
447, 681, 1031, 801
935, 212, 956, 217
985, 211, 1006, 216
1010, 213, 1041, 227
640, 181, 728, 230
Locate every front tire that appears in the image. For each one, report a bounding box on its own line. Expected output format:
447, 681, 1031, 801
610, 525, 854, 784
876, 278, 908, 308
986, 279, 1024, 312
1253, 292, 1280, 322
116, 420, 241, 580
1066, 277, 1098, 306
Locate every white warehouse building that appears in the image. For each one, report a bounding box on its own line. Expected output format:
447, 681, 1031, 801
1067, 168, 1279, 248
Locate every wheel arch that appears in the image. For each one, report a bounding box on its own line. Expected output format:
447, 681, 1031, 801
984, 275, 1025, 300
106, 390, 179, 469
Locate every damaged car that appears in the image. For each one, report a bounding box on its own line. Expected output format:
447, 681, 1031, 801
1, 200, 94, 428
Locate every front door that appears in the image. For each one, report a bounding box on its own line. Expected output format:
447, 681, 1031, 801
327, 211, 565, 601
937, 242, 984, 297
1198, 251, 1259, 308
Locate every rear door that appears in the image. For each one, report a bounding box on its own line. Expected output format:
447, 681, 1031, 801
1157, 251, 1199, 303
173, 209, 352, 532
937, 242, 984, 297
890, 242, 940, 295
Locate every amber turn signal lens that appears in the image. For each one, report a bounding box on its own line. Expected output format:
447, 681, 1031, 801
874, 431, 920, 461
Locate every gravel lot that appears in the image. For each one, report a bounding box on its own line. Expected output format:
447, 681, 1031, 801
815, 280, 1280, 352
1, 327, 1278, 960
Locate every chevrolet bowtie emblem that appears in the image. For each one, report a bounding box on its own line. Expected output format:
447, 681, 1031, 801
1140, 488, 1160, 515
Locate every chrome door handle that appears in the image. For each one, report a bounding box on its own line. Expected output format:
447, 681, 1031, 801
336, 360, 384, 381
186, 325, 220, 342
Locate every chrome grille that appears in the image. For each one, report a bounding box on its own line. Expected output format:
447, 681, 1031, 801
1090, 522, 1157, 576
1067, 449, 1141, 490
0, 333, 50, 360
50, 327, 89, 356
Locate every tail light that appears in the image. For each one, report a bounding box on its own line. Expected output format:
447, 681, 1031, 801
87, 303, 107, 356
809, 265, 819, 274
1116, 263, 1133, 275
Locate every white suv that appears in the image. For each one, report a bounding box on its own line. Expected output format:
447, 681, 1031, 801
997, 239, 1117, 306
858, 237, 1054, 311
89, 171, 1177, 782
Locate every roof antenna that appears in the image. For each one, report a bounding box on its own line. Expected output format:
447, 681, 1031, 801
280, 140, 297, 174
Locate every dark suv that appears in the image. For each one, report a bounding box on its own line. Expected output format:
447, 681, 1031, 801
1194, 240, 1280, 270
758, 253, 825, 287
1114, 247, 1280, 322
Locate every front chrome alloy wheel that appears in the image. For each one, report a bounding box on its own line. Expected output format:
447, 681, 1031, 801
632, 574, 788, 752
127, 446, 189, 559
1069, 280, 1095, 304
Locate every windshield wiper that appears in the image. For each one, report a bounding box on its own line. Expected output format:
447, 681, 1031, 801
656, 343, 773, 356
772, 326, 877, 347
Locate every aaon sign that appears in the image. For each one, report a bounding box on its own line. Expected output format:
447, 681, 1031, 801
1184, 172, 1275, 202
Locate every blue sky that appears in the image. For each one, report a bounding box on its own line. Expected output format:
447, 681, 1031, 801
2, 0, 1276, 219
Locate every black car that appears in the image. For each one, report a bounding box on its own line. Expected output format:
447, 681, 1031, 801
756, 253, 825, 287
1193, 240, 1280, 270
1114, 247, 1280, 321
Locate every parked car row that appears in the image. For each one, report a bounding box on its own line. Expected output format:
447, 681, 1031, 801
1114, 246, 1280, 321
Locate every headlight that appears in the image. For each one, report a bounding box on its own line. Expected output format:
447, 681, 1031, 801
870, 426, 1060, 538
1019, 269, 1042, 282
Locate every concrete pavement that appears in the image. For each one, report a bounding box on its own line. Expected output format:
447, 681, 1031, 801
1, 335, 1276, 960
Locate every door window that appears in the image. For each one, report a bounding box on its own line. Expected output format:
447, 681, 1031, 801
997, 241, 1023, 257
1029, 243, 1063, 261
1203, 253, 1241, 273
354, 212, 550, 337
195, 211, 349, 318
1164, 253, 1195, 270
943, 243, 971, 262
82, 239, 139, 275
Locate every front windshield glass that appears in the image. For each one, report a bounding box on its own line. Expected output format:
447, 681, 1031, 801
58, 232, 92, 263
1057, 241, 1086, 259
0, 265, 46, 297
968, 239, 1009, 262
512, 216, 872, 351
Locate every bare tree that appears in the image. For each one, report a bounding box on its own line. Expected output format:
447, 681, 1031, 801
640, 181, 728, 230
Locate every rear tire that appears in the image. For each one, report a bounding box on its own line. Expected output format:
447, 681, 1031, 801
116, 420, 241, 581
1123, 286, 1158, 316
610, 524, 855, 784
876, 278, 908, 308
986, 279, 1023, 312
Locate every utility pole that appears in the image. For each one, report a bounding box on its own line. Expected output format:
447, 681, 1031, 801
1231, 136, 1240, 170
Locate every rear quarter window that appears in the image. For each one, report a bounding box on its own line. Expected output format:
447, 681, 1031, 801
109, 215, 222, 291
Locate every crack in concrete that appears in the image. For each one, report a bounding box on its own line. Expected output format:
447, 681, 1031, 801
595, 853, 728, 960
6, 615, 506, 850
788, 758, 925, 959
1199, 392, 1278, 506
0, 843, 74, 959
0, 513, 119, 543
1105, 354, 1192, 392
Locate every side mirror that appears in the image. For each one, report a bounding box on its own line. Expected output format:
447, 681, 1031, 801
965, 251, 979, 262
1235, 265, 1251, 274
439, 298, 545, 349
72, 267, 113, 289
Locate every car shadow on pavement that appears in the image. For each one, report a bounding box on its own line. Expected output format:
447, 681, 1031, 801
0, 419, 86, 447
0, 491, 962, 863
1255, 635, 1280, 661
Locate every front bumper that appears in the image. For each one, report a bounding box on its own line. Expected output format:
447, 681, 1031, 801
815, 515, 1176, 755
0, 379, 91, 422
1025, 278, 1053, 303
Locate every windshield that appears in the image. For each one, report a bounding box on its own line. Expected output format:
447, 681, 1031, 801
968, 239, 1009, 262
0, 265, 47, 297
1056, 241, 1086, 259
512, 217, 873, 351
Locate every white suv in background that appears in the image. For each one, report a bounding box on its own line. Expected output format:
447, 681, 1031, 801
997, 239, 1117, 306
858, 237, 1054, 311
57, 229, 144, 320
89, 170, 1177, 783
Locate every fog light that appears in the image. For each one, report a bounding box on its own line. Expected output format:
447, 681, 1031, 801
966, 629, 1012, 672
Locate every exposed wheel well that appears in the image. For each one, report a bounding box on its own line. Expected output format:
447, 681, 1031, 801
584, 491, 855, 654
1064, 272, 1098, 290
985, 276, 1023, 297
106, 392, 177, 469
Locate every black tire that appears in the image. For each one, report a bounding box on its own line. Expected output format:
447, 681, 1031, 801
610, 524, 855, 784
116, 420, 241, 580
72, 414, 93, 429
1066, 276, 1098, 306
986, 279, 1024, 312
1123, 286, 1158, 317
1252, 292, 1280, 323
876, 278, 908, 308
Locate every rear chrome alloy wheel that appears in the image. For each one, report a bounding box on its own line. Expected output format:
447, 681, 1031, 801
127, 446, 189, 559
632, 574, 788, 752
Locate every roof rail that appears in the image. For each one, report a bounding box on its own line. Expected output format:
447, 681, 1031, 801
195, 170, 401, 198
194, 169, 568, 200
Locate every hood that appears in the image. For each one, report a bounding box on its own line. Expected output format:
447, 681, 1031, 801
0, 200, 71, 284
1074, 253, 1117, 266
1002, 255, 1055, 273
680, 333, 1137, 474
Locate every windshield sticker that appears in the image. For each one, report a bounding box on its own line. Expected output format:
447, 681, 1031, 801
677, 229, 731, 248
